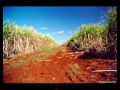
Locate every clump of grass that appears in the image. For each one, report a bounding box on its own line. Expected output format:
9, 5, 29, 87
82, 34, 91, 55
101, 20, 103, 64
22, 46, 59, 61
10, 60, 27, 68
70, 63, 88, 82
65, 63, 85, 82
36, 46, 59, 60
70, 64, 82, 76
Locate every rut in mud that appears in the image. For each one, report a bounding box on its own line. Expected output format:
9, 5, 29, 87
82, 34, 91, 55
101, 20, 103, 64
3, 47, 117, 83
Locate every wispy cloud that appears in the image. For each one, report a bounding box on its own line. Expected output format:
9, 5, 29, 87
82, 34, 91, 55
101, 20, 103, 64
57, 30, 64, 34
81, 24, 86, 28
97, 22, 102, 25
40, 27, 48, 30
52, 30, 64, 35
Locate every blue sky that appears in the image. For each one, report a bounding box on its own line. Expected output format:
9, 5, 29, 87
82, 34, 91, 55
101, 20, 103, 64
3, 6, 111, 45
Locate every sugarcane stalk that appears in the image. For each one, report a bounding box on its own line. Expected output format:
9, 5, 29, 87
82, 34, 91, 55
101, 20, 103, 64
92, 70, 117, 72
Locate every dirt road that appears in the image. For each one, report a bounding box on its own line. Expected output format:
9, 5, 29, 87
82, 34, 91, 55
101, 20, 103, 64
3, 47, 117, 83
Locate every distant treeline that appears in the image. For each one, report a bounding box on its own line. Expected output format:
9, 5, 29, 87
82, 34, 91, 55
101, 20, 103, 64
3, 22, 58, 59
66, 7, 117, 58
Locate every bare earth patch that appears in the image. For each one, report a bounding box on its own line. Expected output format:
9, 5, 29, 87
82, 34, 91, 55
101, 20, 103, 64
3, 47, 117, 83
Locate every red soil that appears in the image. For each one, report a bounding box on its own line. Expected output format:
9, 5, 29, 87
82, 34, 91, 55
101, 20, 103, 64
3, 47, 117, 83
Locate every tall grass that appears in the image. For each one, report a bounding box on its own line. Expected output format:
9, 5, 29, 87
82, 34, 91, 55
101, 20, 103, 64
66, 7, 117, 58
3, 22, 58, 59
103, 7, 117, 57
67, 24, 106, 52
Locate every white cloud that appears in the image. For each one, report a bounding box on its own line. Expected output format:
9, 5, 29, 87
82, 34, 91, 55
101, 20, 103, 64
51, 30, 64, 35
40, 27, 48, 30
97, 22, 102, 25
101, 20, 105, 23
57, 30, 64, 34
81, 24, 86, 28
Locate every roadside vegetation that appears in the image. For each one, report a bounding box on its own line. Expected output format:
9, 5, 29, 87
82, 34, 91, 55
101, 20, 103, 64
66, 7, 117, 59
3, 7, 117, 83
3, 22, 58, 59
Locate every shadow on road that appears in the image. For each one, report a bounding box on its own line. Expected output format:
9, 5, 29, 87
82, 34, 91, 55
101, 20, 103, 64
77, 52, 116, 60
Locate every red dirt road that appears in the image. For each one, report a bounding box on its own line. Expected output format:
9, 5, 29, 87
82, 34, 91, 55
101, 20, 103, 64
3, 47, 117, 83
